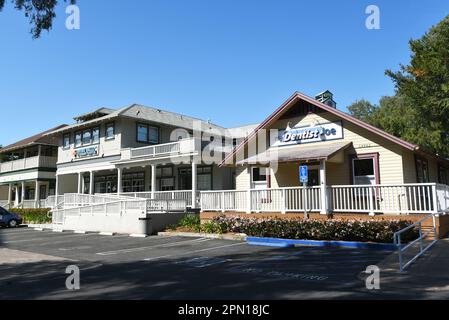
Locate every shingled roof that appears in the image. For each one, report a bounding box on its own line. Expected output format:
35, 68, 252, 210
0, 124, 67, 153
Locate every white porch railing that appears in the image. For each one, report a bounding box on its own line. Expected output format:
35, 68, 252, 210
201, 183, 449, 215
63, 193, 135, 208
0, 156, 57, 173
122, 190, 199, 208
120, 138, 198, 160
51, 198, 187, 225
0, 201, 10, 209
201, 187, 322, 213
329, 183, 438, 214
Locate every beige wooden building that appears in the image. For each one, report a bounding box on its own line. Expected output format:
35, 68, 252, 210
201, 91, 449, 216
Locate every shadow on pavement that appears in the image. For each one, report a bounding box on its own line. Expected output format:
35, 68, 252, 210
0, 246, 433, 300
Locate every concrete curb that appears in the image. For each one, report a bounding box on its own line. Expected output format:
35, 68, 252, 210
158, 231, 247, 241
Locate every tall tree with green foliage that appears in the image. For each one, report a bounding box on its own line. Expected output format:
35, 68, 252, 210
0, 0, 76, 38
347, 99, 379, 124
386, 14, 449, 157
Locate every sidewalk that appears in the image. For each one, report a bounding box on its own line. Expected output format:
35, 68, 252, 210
360, 239, 449, 299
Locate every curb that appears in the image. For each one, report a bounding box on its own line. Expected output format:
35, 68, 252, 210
158, 231, 247, 241
246, 237, 398, 251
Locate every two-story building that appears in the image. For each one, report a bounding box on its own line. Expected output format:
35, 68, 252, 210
45, 105, 257, 209
0, 125, 66, 209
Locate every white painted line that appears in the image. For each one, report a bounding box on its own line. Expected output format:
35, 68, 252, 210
143, 242, 246, 262
3, 234, 85, 244
74, 230, 87, 234
33, 228, 44, 231
52, 229, 64, 233
99, 232, 116, 236
96, 238, 211, 256
130, 234, 148, 238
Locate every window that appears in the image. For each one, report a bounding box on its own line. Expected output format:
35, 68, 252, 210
63, 133, 71, 149
92, 127, 100, 144
353, 158, 376, 185
82, 129, 92, 145
75, 131, 82, 147
105, 123, 115, 140
416, 157, 429, 183
137, 123, 159, 144
252, 167, 268, 182
159, 178, 175, 191
439, 165, 448, 185
123, 172, 145, 193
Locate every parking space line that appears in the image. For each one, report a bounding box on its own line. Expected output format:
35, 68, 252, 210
143, 242, 246, 262
96, 237, 212, 256
3, 233, 93, 244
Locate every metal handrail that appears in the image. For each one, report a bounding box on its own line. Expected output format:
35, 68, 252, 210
394, 213, 438, 272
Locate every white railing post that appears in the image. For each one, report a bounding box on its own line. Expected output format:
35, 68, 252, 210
368, 186, 375, 216
432, 184, 439, 213
246, 189, 251, 214
281, 188, 286, 214
221, 192, 225, 213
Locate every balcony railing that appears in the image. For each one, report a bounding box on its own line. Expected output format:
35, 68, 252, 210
201, 183, 449, 215
120, 138, 199, 161
0, 156, 57, 173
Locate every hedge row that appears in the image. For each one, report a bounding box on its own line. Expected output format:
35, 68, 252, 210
211, 216, 418, 243
9, 208, 52, 224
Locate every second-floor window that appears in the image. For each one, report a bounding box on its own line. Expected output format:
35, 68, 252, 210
75, 127, 100, 148
63, 134, 70, 149
105, 123, 115, 140
137, 123, 159, 144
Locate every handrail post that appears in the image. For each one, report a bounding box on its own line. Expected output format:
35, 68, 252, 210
419, 222, 424, 253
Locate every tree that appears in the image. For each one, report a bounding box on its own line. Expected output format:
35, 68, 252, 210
0, 0, 76, 38
347, 99, 379, 124
386, 14, 449, 157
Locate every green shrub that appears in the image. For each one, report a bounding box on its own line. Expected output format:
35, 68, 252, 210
212, 216, 419, 244
170, 214, 201, 231
9, 208, 52, 224
200, 221, 225, 234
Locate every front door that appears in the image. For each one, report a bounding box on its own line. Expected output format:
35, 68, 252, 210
308, 170, 319, 186
39, 185, 47, 200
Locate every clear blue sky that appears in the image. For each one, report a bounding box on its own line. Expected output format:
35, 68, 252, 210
1, 0, 448, 146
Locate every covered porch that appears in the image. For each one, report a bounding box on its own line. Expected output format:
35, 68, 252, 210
202, 141, 449, 216
0, 179, 54, 209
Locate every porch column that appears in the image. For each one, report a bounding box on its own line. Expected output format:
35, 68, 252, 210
8, 183, 12, 205
21, 181, 25, 207
151, 164, 156, 199
117, 167, 123, 196
15, 185, 19, 207
89, 171, 94, 195
35, 180, 39, 208
77, 172, 83, 194
319, 159, 328, 215
191, 159, 197, 208
55, 175, 59, 207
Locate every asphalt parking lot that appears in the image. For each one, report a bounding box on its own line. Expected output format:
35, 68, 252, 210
0, 227, 446, 300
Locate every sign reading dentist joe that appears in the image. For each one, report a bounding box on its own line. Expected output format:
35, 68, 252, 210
274, 121, 343, 147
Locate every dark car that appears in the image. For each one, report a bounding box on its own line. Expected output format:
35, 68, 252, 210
0, 207, 23, 228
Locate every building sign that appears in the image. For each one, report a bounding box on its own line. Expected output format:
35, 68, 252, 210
73, 146, 99, 159
274, 121, 343, 146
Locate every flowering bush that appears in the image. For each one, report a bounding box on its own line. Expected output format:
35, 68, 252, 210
212, 216, 418, 243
